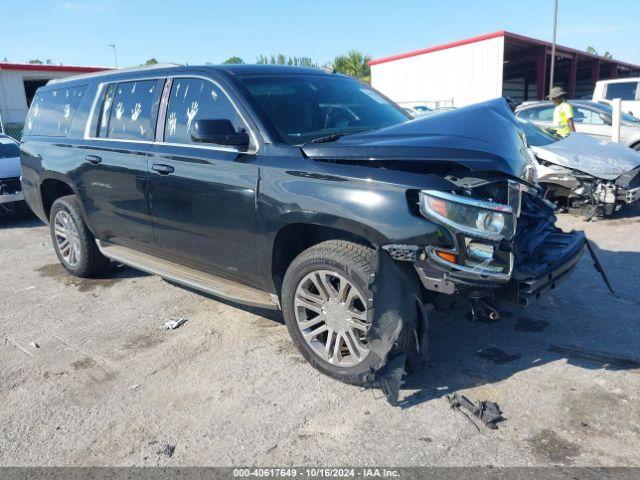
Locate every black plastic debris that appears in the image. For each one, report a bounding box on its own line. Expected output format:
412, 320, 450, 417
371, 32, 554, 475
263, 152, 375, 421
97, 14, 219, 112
549, 344, 640, 370
476, 347, 521, 365
585, 239, 618, 298
446, 393, 503, 430
157, 444, 176, 458
364, 249, 429, 406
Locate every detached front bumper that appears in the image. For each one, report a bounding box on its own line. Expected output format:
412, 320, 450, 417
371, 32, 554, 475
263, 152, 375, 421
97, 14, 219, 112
498, 229, 585, 306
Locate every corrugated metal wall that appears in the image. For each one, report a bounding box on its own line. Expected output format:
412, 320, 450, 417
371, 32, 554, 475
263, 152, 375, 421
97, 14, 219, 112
371, 36, 505, 107
0, 69, 70, 123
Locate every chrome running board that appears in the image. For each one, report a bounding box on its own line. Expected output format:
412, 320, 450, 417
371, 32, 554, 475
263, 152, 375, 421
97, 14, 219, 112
96, 240, 279, 310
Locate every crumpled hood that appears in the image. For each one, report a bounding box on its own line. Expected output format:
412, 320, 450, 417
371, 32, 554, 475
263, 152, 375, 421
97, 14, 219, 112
531, 133, 640, 180
302, 98, 534, 182
0, 137, 21, 179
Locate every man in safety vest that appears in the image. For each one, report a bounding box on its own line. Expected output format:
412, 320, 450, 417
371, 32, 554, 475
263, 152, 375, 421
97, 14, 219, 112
548, 86, 575, 137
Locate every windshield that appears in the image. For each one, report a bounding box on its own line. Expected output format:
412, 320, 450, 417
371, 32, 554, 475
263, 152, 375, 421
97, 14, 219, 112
595, 102, 640, 124
238, 74, 409, 145
517, 118, 563, 147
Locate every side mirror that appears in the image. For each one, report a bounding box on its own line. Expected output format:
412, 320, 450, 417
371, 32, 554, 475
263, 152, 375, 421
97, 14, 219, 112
191, 119, 250, 147
599, 113, 612, 125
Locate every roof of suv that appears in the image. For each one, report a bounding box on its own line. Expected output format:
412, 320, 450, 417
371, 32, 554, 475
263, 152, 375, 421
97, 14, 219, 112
47, 63, 333, 87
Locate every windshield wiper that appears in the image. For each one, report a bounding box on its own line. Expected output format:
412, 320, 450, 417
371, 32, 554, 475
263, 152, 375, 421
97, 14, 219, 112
310, 132, 352, 144
309, 128, 375, 144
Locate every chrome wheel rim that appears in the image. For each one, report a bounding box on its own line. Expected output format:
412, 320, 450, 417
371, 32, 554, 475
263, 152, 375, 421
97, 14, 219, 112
294, 269, 370, 367
53, 210, 81, 267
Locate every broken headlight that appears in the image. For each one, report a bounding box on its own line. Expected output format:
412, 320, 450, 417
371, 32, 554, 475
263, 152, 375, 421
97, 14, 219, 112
419, 190, 516, 241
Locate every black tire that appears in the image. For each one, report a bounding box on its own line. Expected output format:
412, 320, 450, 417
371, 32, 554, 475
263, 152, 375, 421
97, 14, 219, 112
281, 240, 410, 385
49, 195, 110, 277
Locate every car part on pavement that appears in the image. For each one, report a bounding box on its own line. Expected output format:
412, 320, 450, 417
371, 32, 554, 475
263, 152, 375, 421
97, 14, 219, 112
446, 393, 504, 430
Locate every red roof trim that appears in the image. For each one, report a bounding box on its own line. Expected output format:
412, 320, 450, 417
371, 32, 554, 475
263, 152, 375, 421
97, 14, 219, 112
369, 31, 506, 66
0, 63, 107, 73
369, 30, 640, 70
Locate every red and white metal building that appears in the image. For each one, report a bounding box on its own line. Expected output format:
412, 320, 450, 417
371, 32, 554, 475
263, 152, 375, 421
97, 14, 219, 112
370, 31, 640, 108
0, 63, 106, 126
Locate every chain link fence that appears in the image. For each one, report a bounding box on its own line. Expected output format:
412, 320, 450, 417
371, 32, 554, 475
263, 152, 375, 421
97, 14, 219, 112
1, 122, 24, 140
0, 110, 26, 140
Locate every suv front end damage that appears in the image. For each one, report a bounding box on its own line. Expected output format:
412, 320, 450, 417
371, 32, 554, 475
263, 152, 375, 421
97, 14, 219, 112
408, 179, 585, 317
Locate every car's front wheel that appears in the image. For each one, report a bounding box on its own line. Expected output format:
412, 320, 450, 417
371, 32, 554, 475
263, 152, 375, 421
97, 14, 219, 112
49, 195, 110, 277
282, 240, 396, 385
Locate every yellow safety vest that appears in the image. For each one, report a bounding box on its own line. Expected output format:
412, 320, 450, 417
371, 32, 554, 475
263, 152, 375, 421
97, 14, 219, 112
553, 101, 574, 137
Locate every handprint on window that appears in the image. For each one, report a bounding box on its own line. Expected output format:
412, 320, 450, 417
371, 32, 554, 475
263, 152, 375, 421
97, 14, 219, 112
186, 101, 199, 133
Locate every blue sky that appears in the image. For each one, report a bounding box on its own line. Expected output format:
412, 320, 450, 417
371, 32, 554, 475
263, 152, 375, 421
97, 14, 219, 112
2, 0, 638, 67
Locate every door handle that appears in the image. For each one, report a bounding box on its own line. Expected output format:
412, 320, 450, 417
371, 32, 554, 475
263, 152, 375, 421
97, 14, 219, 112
152, 163, 175, 175
85, 155, 102, 164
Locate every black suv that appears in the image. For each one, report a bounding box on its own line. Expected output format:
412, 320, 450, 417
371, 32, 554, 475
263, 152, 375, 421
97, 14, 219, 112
20, 65, 585, 388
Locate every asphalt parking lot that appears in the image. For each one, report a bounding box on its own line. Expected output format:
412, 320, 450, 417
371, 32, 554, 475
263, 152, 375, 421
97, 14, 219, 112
1, 206, 639, 467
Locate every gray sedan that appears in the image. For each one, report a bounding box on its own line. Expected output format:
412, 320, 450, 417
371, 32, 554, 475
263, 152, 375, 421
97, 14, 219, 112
515, 100, 640, 151
0, 134, 25, 215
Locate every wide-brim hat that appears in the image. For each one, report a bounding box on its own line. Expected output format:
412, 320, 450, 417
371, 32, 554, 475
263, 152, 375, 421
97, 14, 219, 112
547, 86, 567, 99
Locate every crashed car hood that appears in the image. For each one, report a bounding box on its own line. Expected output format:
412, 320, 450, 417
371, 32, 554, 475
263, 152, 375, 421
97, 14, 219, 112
302, 98, 534, 182
531, 133, 640, 180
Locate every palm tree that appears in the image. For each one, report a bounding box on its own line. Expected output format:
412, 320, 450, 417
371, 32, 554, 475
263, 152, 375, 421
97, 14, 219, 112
333, 50, 372, 83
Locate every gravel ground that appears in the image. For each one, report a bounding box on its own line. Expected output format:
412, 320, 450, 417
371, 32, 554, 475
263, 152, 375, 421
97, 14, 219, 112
1, 206, 639, 467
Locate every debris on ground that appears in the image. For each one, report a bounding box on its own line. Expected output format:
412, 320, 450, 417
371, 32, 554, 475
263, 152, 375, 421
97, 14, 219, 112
476, 347, 521, 364
128, 384, 141, 390
30, 342, 40, 348
157, 443, 176, 458
549, 344, 640, 370
162, 318, 187, 331
446, 393, 504, 430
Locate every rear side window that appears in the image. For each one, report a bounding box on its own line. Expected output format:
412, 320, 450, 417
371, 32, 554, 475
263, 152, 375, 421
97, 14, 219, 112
164, 78, 246, 145
101, 80, 160, 141
24, 86, 87, 137
605, 82, 638, 101
519, 106, 554, 122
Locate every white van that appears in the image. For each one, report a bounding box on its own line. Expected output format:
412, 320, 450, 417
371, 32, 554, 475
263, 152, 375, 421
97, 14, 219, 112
593, 78, 640, 118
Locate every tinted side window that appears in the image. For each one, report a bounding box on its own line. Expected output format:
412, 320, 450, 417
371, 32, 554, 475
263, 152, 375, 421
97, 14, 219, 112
574, 107, 606, 125
25, 86, 87, 137
107, 80, 159, 141
164, 78, 245, 145
605, 82, 638, 101
96, 84, 116, 138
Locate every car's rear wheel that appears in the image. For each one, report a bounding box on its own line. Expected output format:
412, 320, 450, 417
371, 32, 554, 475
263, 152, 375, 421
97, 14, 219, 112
50, 195, 110, 277
281, 240, 408, 385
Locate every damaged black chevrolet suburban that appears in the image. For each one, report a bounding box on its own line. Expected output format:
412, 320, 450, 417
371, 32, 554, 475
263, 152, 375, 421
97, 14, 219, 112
20, 65, 585, 390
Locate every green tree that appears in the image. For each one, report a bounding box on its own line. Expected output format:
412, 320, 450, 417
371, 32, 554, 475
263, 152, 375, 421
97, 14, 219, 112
144, 58, 159, 65
333, 50, 372, 83
256, 54, 317, 67
223, 56, 245, 64
586, 46, 613, 59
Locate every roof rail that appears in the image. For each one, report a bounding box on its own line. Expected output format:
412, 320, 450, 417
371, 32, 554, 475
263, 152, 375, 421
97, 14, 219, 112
47, 63, 183, 84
